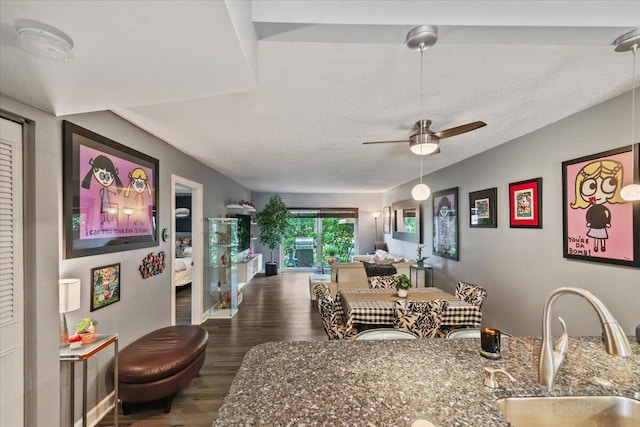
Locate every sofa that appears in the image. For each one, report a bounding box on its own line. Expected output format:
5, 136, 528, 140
312, 250, 414, 299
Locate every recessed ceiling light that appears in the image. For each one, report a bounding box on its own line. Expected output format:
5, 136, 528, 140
15, 21, 74, 63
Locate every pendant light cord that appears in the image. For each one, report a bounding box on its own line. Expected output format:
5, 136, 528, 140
419, 45, 424, 183
632, 44, 636, 145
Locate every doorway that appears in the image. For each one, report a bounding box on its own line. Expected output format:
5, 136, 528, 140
171, 175, 203, 325
283, 208, 357, 272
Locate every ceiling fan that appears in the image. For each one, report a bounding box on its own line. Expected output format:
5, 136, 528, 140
363, 25, 486, 155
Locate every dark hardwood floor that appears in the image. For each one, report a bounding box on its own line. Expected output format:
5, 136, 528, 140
175, 284, 192, 326
97, 271, 326, 427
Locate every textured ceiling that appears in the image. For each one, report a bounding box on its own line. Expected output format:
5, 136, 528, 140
1, 1, 639, 194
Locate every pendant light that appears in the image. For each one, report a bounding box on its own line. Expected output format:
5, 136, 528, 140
411, 28, 435, 201
615, 29, 640, 201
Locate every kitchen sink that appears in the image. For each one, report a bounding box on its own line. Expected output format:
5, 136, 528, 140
494, 395, 640, 427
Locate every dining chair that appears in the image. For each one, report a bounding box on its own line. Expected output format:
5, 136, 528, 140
368, 275, 397, 289
392, 299, 449, 339
317, 293, 357, 340
455, 282, 488, 308
446, 328, 512, 339
311, 282, 331, 302
354, 328, 418, 340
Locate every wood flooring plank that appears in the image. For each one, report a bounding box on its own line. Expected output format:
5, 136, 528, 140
96, 271, 326, 426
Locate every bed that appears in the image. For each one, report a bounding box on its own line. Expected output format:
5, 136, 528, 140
174, 246, 193, 287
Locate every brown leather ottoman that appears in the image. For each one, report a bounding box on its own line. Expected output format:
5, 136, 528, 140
110, 325, 208, 414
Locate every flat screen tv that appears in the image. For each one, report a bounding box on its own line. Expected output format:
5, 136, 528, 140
234, 214, 251, 252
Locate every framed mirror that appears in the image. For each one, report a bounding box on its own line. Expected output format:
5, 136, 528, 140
392, 199, 421, 243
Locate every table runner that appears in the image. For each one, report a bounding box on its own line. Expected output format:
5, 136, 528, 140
337, 287, 482, 328
343, 290, 457, 303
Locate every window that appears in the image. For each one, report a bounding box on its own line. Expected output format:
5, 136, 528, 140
283, 208, 358, 270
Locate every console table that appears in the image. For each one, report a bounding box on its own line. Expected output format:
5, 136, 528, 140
60, 334, 118, 427
237, 253, 262, 286
409, 264, 434, 287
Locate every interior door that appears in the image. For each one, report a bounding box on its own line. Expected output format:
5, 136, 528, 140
0, 117, 25, 427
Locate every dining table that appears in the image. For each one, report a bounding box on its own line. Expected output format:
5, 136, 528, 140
336, 287, 482, 331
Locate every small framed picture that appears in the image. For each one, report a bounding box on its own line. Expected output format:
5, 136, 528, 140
509, 178, 542, 229
383, 206, 391, 234
469, 187, 497, 228
90, 263, 121, 311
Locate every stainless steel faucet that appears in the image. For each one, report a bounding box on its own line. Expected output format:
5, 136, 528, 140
539, 287, 632, 389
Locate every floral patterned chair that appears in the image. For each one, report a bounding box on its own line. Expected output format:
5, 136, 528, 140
392, 299, 449, 339
312, 282, 332, 303
455, 282, 488, 308
368, 275, 397, 289
317, 293, 357, 340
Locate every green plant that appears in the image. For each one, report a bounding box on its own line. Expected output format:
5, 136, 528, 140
256, 195, 290, 263
395, 274, 412, 291
75, 317, 98, 334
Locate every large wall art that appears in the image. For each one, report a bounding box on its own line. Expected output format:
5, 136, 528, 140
562, 145, 639, 267
432, 187, 459, 261
63, 121, 159, 258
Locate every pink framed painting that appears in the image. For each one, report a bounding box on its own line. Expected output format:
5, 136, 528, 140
63, 121, 159, 258
562, 145, 639, 267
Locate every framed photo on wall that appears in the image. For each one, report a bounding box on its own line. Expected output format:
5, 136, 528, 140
383, 206, 391, 234
562, 145, 639, 267
469, 187, 497, 228
509, 178, 542, 228
432, 187, 459, 260
63, 121, 159, 258
91, 263, 121, 311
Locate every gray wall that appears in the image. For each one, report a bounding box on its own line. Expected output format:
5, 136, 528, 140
1, 96, 252, 427
3, 88, 638, 427
382, 90, 640, 337
1, 96, 61, 427
254, 192, 383, 265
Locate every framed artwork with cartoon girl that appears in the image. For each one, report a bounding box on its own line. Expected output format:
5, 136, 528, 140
562, 144, 639, 267
63, 121, 159, 258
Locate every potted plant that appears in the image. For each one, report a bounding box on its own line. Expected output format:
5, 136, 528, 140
256, 194, 290, 276
74, 317, 98, 344
395, 274, 412, 298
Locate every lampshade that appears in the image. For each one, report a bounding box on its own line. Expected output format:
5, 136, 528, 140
59, 279, 81, 313
372, 212, 381, 218
175, 207, 190, 218
412, 183, 431, 201
620, 183, 640, 201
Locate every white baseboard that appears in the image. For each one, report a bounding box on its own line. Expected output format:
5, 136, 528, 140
74, 391, 115, 427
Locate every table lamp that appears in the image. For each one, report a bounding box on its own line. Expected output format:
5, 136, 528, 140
59, 278, 81, 348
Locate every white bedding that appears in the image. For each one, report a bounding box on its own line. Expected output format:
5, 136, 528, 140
174, 256, 193, 287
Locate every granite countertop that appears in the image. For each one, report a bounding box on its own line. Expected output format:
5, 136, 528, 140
213, 337, 640, 426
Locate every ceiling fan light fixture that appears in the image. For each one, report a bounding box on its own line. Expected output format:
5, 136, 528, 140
15, 21, 74, 62
410, 133, 440, 155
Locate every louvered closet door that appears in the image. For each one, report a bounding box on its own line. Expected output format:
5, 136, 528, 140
0, 117, 24, 427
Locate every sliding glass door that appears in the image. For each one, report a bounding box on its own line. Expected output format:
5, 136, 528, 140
283, 208, 357, 271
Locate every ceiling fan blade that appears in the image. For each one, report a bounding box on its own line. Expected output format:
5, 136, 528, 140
363, 140, 409, 145
435, 121, 487, 139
